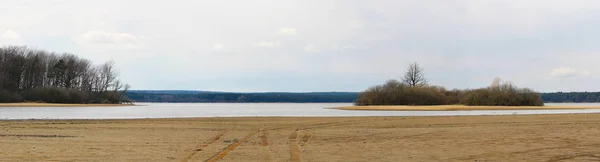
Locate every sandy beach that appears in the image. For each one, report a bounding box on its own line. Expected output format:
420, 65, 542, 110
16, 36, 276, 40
335, 105, 600, 111
2, 114, 600, 161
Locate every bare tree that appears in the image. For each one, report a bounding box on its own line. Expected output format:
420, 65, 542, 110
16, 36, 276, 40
490, 77, 502, 88
0, 46, 129, 104
402, 62, 427, 87
99, 60, 118, 92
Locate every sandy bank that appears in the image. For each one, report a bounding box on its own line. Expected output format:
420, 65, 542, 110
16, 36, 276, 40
0, 103, 135, 107
334, 105, 600, 111
2, 114, 600, 161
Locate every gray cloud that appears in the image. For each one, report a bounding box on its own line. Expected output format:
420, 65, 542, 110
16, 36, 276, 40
2, 0, 600, 92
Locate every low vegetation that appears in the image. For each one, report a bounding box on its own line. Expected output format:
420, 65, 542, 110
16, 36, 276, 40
461, 79, 543, 106
0, 46, 130, 104
354, 80, 449, 105
355, 63, 544, 106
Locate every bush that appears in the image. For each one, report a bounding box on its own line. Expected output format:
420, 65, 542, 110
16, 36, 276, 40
68, 90, 89, 104
22, 87, 72, 103
461, 83, 544, 106
21, 87, 130, 104
0, 89, 22, 103
354, 80, 450, 106
355, 79, 544, 106
102, 91, 124, 104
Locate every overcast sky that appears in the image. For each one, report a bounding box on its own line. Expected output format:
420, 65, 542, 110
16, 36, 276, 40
1, 0, 600, 92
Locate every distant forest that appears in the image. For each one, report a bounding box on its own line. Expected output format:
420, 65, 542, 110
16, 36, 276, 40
125, 90, 600, 103
0, 46, 130, 104
126, 90, 358, 103
542, 92, 600, 103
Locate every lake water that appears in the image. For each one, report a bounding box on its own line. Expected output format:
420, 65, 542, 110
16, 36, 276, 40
1, 103, 600, 119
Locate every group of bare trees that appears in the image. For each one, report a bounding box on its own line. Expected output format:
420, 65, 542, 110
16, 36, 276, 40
461, 78, 543, 106
0, 46, 129, 103
354, 63, 543, 106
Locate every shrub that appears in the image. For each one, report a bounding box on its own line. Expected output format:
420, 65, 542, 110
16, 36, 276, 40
354, 80, 450, 106
0, 89, 22, 103
102, 91, 124, 104
68, 90, 89, 104
461, 82, 544, 106
22, 87, 72, 103
355, 79, 544, 106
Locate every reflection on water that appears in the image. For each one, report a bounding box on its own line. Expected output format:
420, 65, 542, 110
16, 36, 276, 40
1, 103, 600, 119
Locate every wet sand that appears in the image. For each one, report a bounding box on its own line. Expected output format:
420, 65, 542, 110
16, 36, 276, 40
335, 105, 600, 111
2, 114, 600, 161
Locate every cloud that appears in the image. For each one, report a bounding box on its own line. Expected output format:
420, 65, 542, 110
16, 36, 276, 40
6, 0, 600, 91
580, 71, 592, 77
77, 30, 137, 44
0, 30, 21, 40
75, 30, 141, 49
213, 44, 224, 49
550, 67, 591, 78
342, 45, 356, 49
277, 28, 297, 36
252, 41, 281, 48
333, 45, 357, 51
304, 44, 317, 52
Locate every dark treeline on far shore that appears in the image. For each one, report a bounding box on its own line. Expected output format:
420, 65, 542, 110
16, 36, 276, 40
123, 90, 600, 103
0, 46, 130, 104
542, 92, 600, 103
126, 91, 358, 103
354, 63, 544, 106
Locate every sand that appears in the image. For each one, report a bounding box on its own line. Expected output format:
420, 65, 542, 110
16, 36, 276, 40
335, 105, 600, 111
0, 103, 135, 107
2, 114, 600, 161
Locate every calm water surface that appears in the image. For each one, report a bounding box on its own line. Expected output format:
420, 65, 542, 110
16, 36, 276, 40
1, 103, 600, 119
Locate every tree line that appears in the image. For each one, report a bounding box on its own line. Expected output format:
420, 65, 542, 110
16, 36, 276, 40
0, 46, 130, 103
354, 63, 544, 106
124, 90, 600, 104
126, 91, 358, 103
541, 92, 600, 103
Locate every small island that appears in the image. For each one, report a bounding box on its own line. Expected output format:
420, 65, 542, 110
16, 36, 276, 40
0, 46, 131, 106
338, 63, 591, 111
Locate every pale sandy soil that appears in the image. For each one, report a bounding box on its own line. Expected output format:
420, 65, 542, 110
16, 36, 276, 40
335, 105, 600, 111
2, 114, 600, 161
0, 103, 135, 107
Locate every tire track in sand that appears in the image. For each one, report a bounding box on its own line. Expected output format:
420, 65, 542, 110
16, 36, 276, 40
289, 131, 301, 162
299, 131, 313, 147
260, 131, 273, 161
204, 120, 357, 162
205, 130, 260, 162
180, 131, 227, 162
260, 131, 269, 146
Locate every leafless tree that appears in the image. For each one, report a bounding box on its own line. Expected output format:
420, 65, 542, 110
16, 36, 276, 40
0, 46, 129, 103
402, 62, 427, 87
490, 77, 502, 89
99, 60, 118, 92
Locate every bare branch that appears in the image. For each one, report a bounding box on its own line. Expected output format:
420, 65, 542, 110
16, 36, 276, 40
402, 62, 427, 87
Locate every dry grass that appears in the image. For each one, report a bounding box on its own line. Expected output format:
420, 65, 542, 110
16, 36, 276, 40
3, 115, 600, 161
335, 105, 600, 111
0, 103, 135, 107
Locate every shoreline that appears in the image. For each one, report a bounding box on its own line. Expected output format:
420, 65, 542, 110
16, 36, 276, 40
334, 105, 600, 111
0, 103, 136, 107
